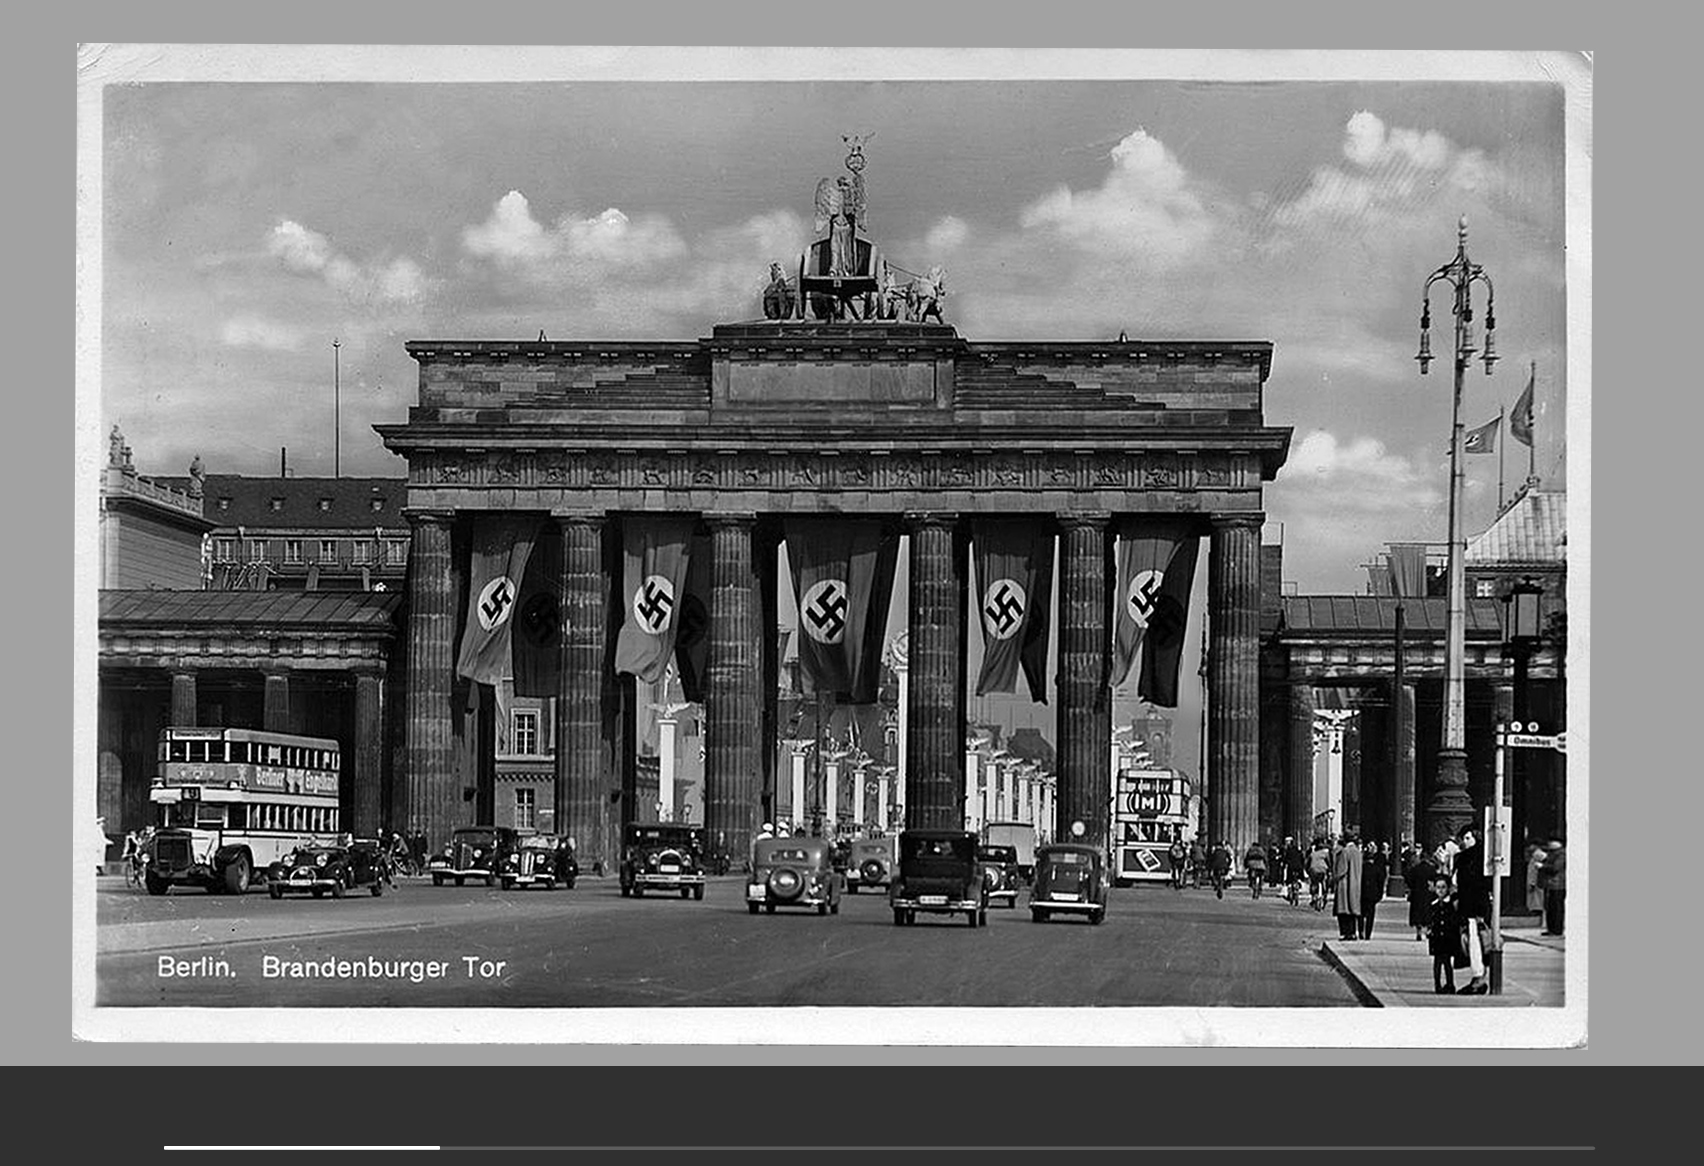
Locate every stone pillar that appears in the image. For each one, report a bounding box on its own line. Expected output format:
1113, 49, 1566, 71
905, 513, 963, 830
402, 510, 456, 848
352, 672, 384, 836
263, 672, 291, 733
1287, 683, 1317, 841
553, 513, 610, 872
825, 759, 840, 830
1392, 681, 1418, 850
704, 514, 762, 867
790, 749, 808, 831
170, 671, 197, 727
1208, 514, 1262, 857
1055, 513, 1110, 848
1259, 676, 1286, 842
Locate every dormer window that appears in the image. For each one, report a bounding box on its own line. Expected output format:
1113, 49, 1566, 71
370, 498, 384, 512
319, 498, 333, 512
269, 498, 284, 512
217, 498, 231, 511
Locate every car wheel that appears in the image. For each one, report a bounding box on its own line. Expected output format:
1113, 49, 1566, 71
485, 874, 496, 888
269, 885, 283, 901
501, 878, 514, 891
332, 877, 346, 899
693, 885, 704, 901
817, 902, 829, 916
371, 880, 384, 897
979, 909, 988, 927
312, 888, 325, 899
848, 883, 858, 894
906, 910, 917, 926
224, 855, 250, 895
432, 874, 444, 887
145, 872, 169, 896
455, 877, 465, 888
966, 909, 977, 928
1030, 907, 1044, 922
632, 886, 644, 899
893, 908, 905, 926
1091, 909, 1105, 925
680, 887, 691, 900
565, 879, 576, 891
749, 902, 760, 915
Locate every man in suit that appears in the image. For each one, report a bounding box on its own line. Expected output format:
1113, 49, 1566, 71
1453, 826, 1492, 994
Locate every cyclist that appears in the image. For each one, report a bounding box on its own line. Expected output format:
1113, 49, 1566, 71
1243, 840, 1268, 899
1281, 835, 1305, 905
1208, 839, 1233, 900
1307, 836, 1332, 911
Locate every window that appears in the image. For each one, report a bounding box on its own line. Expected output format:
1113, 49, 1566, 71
1475, 579, 1496, 598
370, 498, 384, 512
352, 540, 373, 564
512, 710, 539, 756
269, 498, 284, 512
319, 498, 333, 512
318, 540, 337, 562
284, 540, 303, 564
215, 539, 236, 562
247, 539, 266, 561
217, 498, 231, 512
386, 539, 407, 565
515, 788, 536, 830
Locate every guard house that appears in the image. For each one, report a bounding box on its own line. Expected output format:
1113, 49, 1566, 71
376, 144, 1293, 872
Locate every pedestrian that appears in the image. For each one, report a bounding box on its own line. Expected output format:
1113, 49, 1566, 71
1282, 835, 1305, 902
1359, 838, 1388, 939
1209, 839, 1233, 899
1168, 836, 1188, 889
1425, 873, 1462, 994
1404, 846, 1439, 941
1188, 838, 1206, 888
1307, 837, 1331, 910
1524, 843, 1546, 915
1539, 838, 1566, 936
1332, 830, 1363, 941
1453, 826, 1491, 994
1243, 839, 1268, 899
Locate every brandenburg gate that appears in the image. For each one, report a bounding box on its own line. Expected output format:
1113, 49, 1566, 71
377, 149, 1292, 872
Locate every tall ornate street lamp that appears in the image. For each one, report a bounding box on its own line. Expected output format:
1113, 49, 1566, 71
1417, 216, 1499, 845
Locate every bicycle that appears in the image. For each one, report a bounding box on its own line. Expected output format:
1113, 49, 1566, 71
1285, 875, 1301, 906
124, 852, 148, 891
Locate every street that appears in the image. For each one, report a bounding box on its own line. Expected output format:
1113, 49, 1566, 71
96, 875, 1361, 1008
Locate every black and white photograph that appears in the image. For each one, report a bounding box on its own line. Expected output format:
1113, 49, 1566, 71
74, 45, 1589, 1046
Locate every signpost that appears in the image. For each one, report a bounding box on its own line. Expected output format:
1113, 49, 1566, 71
1488, 722, 1568, 993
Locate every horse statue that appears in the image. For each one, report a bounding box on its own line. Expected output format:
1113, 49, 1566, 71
905, 266, 947, 324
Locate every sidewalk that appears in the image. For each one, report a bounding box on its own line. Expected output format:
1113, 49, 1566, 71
1319, 908, 1565, 1007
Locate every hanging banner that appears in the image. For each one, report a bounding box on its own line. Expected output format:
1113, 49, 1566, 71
1136, 536, 1200, 708
455, 515, 537, 686
613, 516, 697, 683
973, 520, 1054, 703
673, 532, 713, 704
510, 519, 560, 699
785, 519, 896, 703
1110, 522, 1188, 688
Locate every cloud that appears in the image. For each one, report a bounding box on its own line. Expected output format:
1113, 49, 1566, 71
1283, 430, 1438, 498
924, 215, 969, 253
266, 219, 428, 305
219, 315, 303, 352
1272, 111, 1495, 230
461, 190, 688, 275
1017, 127, 1222, 267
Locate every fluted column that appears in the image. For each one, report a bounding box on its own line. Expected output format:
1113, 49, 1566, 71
403, 510, 456, 848
1260, 676, 1286, 842
905, 513, 963, 829
263, 672, 291, 732
1287, 681, 1316, 840
1392, 681, 1417, 848
705, 514, 763, 866
1206, 514, 1261, 856
352, 672, 384, 836
1055, 513, 1110, 848
553, 512, 611, 872
170, 671, 197, 727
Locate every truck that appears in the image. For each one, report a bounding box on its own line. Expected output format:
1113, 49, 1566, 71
980, 820, 1037, 884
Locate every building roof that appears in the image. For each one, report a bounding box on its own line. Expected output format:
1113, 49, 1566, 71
152, 475, 408, 531
1278, 595, 1506, 637
100, 589, 403, 630
1466, 488, 1565, 567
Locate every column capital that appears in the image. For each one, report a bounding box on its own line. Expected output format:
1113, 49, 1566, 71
706, 510, 759, 529
403, 508, 456, 528
1057, 510, 1111, 531
904, 510, 960, 530
1210, 511, 1266, 532
550, 509, 606, 530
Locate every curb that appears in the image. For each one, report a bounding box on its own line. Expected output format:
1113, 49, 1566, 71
1317, 942, 1383, 1008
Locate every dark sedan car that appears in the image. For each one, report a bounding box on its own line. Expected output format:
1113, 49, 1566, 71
1029, 843, 1109, 924
846, 836, 898, 894
746, 837, 844, 916
267, 843, 386, 900
977, 843, 1022, 908
888, 829, 988, 928
500, 834, 578, 890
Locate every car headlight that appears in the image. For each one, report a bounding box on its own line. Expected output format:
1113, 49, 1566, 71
473, 848, 483, 859
315, 853, 328, 867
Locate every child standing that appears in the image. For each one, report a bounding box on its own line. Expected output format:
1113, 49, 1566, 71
1425, 874, 1461, 995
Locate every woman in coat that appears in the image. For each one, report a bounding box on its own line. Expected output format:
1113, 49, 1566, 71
1405, 850, 1438, 940
1332, 832, 1363, 940
1358, 840, 1388, 939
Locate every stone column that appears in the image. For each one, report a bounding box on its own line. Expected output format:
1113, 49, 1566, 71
553, 512, 610, 872
1259, 676, 1286, 842
1208, 514, 1262, 857
402, 510, 456, 848
1055, 513, 1110, 848
352, 672, 384, 836
905, 513, 963, 830
1287, 683, 1317, 841
263, 672, 291, 733
1391, 681, 1418, 850
170, 671, 197, 727
704, 513, 762, 867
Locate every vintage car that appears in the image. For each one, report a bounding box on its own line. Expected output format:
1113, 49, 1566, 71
845, 836, 898, 894
977, 843, 1023, 908
619, 823, 707, 900
888, 829, 988, 928
428, 826, 519, 887
1029, 843, 1110, 924
266, 842, 387, 900
499, 833, 578, 891
746, 837, 844, 916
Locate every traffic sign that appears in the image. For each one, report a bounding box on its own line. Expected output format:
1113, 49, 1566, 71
1504, 732, 1563, 750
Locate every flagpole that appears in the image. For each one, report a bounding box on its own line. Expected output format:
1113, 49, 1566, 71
1497, 402, 1506, 512
1528, 360, 1537, 483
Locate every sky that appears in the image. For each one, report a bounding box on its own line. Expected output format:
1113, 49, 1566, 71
98, 69, 1570, 601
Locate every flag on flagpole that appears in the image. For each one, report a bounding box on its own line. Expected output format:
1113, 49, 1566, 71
511, 519, 560, 698
1387, 543, 1428, 601
784, 519, 896, 702
456, 516, 537, 685
1463, 415, 1499, 454
1111, 521, 1190, 689
1510, 366, 1536, 448
613, 516, 697, 683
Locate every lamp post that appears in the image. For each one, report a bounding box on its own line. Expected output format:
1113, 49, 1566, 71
1416, 216, 1499, 846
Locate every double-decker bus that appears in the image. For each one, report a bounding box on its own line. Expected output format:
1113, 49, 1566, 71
142, 727, 342, 895
1111, 768, 1192, 886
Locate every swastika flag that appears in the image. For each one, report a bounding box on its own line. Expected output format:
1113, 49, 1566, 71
1136, 534, 1200, 708
784, 519, 896, 702
456, 516, 537, 686
972, 520, 1054, 702
510, 519, 559, 699
614, 516, 697, 683
1111, 522, 1192, 690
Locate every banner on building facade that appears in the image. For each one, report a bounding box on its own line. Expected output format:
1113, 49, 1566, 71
1111, 522, 1190, 689
784, 519, 896, 703
613, 516, 697, 683
455, 515, 537, 686
972, 520, 1054, 703
673, 533, 713, 703
510, 519, 560, 699
1136, 535, 1200, 708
